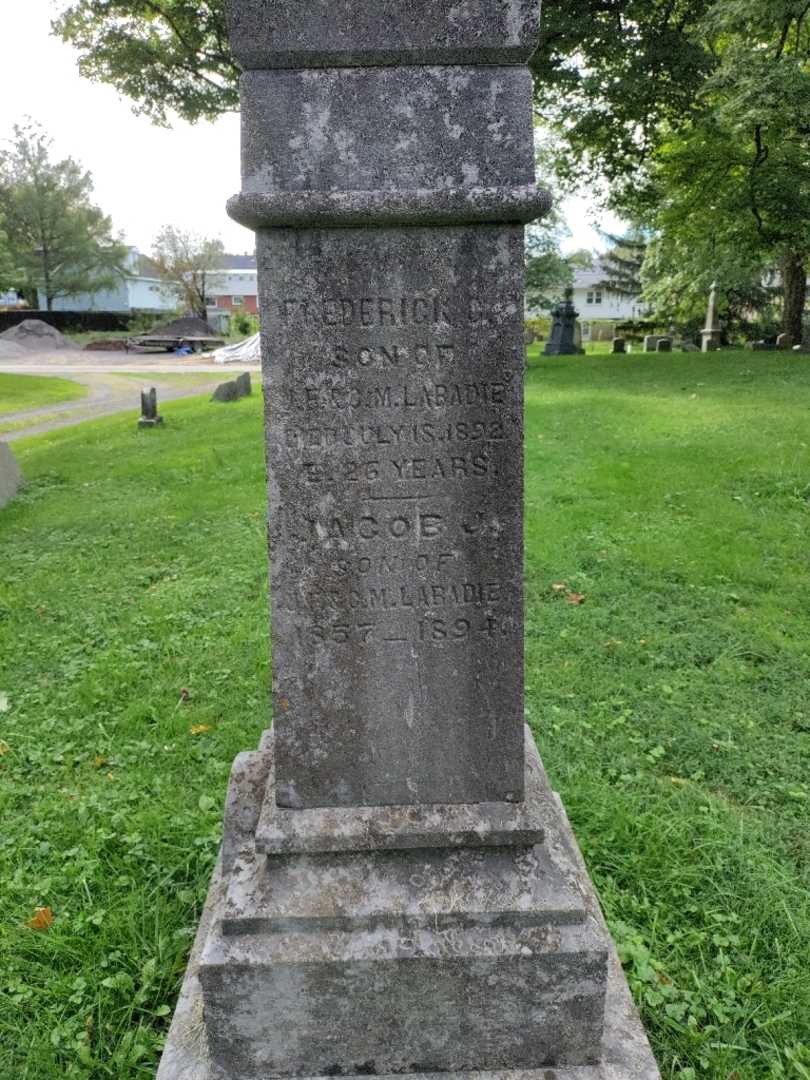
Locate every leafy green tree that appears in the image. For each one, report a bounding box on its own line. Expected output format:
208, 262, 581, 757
0, 122, 127, 310
524, 224, 573, 312
151, 226, 225, 319
534, 0, 810, 340
54, 1, 238, 125
0, 216, 14, 293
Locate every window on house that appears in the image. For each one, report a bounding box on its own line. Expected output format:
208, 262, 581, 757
587, 291, 594, 304
593, 290, 603, 305
232, 295, 244, 306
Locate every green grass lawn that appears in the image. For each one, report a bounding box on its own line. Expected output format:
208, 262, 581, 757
1, 351, 809, 1078
0, 373, 88, 415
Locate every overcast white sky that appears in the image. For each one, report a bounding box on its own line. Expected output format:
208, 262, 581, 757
3, 0, 619, 257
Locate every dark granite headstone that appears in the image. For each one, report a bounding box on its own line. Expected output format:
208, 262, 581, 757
656, 337, 672, 353
211, 380, 240, 402
611, 337, 626, 354
158, 4, 661, 1079
544, 288, 585, 355
235, 371, 252, 397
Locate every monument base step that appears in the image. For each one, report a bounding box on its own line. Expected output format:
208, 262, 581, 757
158, 743, 660, 1080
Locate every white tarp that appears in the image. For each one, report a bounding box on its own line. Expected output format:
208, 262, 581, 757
211, 333, 261, 364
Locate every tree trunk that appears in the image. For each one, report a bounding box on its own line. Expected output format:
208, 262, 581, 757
46, 294, 53, 311
782, 251, 807, 343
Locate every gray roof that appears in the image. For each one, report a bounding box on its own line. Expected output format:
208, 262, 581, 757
572, 260, 610, 289
219, 253, 257, 269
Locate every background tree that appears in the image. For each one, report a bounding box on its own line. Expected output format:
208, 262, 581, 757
151, 226, 224, 319
54, 1, 238, 125
0, 122, 127, 310
533, 0, 810, 341
0, 216, 14, 293
598, 230, 648, 300
53, 0, 810, 337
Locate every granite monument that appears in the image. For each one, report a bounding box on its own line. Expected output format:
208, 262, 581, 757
158, 3, 660, 1078
544, 288, 585, 356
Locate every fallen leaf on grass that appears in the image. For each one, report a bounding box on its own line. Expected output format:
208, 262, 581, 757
551, 582, 567, 593
179, 688, 191, 703
670, 777, 689, 786
106, 772, 115, 781
0, 740, 10, 755
0, 692, 9, 713
93, 755, 107, 770
190, 724, 212, 736
26, 907, 54, 931
566, 592, 586, 605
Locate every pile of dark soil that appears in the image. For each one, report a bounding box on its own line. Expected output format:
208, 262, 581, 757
143, 316, 218, 338
84, 339, 129, 351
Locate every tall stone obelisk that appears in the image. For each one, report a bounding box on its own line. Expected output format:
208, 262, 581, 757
158, 3, 660, 1077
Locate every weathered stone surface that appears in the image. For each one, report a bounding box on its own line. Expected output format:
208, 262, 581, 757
0, 443, 22, 508
228, 186, 551, 231
225, 0, 540, 70
240, 67, 536, 198
212, 381, 240, 403
158, 733, 660, 1080
255, 728, 544, 855
200, 732, 607, 1078
642, 335, 659, 353
776, 333, 793, 350
139, 386, 164, 427
235, 372, 252, 397
655, 337, 672, 353
611, 338, 626, 355
157, 0, 662, 1076
259, 224, 525, 810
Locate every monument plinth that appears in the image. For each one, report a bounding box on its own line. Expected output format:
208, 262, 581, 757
159, 3, 660, 1077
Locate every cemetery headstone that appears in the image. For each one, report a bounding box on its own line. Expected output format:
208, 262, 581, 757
0, 443, 22, 508
544, 288, 585, 355
643, 335, 660, 352
612, 337, 627, 354
701, 282, 722, 352
656, 337, 672, 353
747, 340, 776, 352
212, 374, 252, 403
138, 387, 163, 428
776, 333, 793, 350
158, 3, 661, 1078
211, 380, 240, 402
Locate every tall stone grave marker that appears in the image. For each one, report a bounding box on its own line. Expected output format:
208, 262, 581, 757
701, 282, 722, 352
158, 3, 660, 1078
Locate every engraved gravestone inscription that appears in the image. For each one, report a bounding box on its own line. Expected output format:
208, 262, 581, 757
262, 226, 526, 809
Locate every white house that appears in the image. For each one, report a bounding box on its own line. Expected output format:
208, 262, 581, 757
572, 261, 649, 336
37, 248, 177, 314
